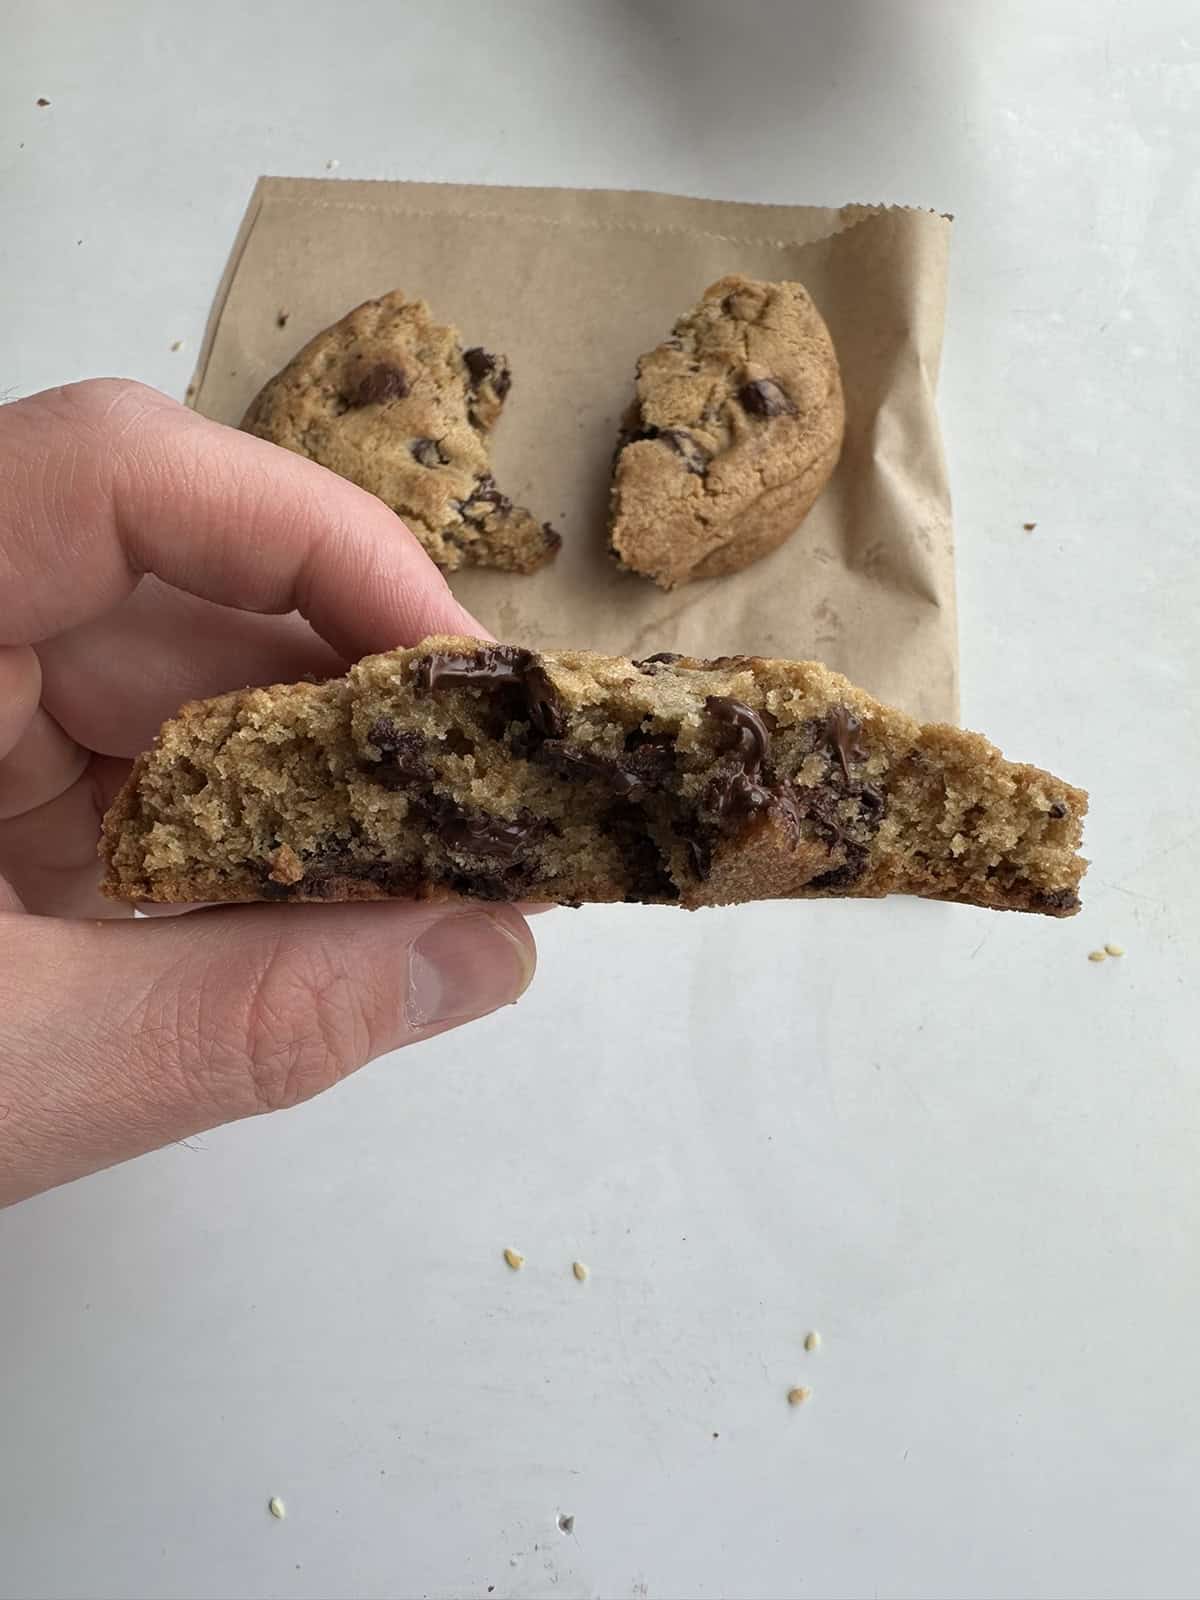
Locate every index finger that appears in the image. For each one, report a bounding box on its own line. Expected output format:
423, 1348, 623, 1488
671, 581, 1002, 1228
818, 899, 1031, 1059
0, 379, 484, 656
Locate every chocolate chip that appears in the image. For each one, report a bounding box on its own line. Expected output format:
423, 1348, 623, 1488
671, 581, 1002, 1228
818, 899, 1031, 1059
539, 733, 675, 802
366, 721, 433, 786
288, 840, 422, 897
705, 696, 774, 772
603, 804, 679, 902
809, 846, 869, 891
696, 655, 758, 672
457, 473, 514, 527
860, 783, 886, 819
1049, 801, 1068, 820
462, 346, 496, 385
634, 652, 684, 675
738, 378, 796, 418
415, 792, 547, 862
410, 437, 448, 468
1031, 886, 1080, 913
825, 706, 868, 783
343, 361, 409, 408
437, 809, 539, 861
659, 428, 708, 475
462, 348, 511, 398
415, 645, 565, 739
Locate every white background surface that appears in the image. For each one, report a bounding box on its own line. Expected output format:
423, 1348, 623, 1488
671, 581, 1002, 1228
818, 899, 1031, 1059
2, 3, 1198, 1598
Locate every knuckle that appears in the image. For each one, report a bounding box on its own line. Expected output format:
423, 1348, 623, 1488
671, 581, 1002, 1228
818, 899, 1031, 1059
48, 378, 166, 433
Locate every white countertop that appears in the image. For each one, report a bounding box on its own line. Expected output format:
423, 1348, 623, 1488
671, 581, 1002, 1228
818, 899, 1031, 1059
2, 4, 1197, 1598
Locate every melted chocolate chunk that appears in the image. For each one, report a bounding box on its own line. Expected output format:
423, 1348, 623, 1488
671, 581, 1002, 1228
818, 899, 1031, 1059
738, 377, 796, 417
416, 793, 547, 863
826, 705, 868, 783
343, 361, 409, 408
705, 696, 774, 770
659, 428, 708, 475
414, 645, 564, 738
539, 732, 675, 802
365, 721, 433, 787
410, 437, 448, 468
1049, 801, 1069, 820
701, 696, 789, 833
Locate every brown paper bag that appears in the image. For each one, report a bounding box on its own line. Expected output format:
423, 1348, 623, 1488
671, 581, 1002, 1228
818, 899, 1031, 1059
191, 179, 956, 720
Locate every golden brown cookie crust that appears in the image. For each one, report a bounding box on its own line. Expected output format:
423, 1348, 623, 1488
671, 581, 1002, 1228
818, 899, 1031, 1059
101, 639, 1086, 917
609, 275, 844, 588
241, 292, 559, 574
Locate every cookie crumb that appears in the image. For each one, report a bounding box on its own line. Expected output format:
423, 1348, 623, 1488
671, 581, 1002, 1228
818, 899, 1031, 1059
787, 1386, 812, 1407
1088, 949, 1107, 963
503, 1247, 525, 1270
1104, 942, 1125, 958
36, 97, 50, 107
170, 340, 183, 353
267, 843, 304, 886
268, 1497, 286, 1520
804, 1330, 821, 1353
1023, 522, 1037, 532
557, 1512, 574, 1534
571, 1261, 589, 1282
325, 158, 339, 171
276, 310, 290, 328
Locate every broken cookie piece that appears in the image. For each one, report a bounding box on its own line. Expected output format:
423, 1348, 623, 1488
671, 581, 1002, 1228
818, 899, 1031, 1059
609, 275, 844, 588
101, 640, 1087, 916
240, 291, 559, 574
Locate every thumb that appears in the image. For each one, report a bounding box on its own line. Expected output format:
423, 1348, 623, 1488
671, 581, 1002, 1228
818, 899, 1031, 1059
0, 901, 535, 1206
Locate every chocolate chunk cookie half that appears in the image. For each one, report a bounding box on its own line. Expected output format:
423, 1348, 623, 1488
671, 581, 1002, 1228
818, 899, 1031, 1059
102, 639, 1086, 916
241, 291, 560, 575
609, 275, 844, 588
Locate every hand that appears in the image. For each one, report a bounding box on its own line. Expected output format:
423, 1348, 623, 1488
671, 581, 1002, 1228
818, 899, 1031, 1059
0, 380, 536, 1207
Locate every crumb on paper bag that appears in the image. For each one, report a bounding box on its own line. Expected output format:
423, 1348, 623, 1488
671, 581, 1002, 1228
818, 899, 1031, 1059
787, 1386, 812, 1407
1105, 941, 1125, 957
170, 340, 183, 352
268, 1497, 286, 1520
36, 97, 50, 107
503, 1247, 524, 1270
572, 1261, 589, 1282
1023, 522, 1037, 532
276, 309, 290, 328
804, 1330, 821, 1353
1088, 949, 1107, 963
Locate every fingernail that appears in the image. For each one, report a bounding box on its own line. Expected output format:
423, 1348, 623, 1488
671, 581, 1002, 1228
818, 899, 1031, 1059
407, 911, 535, 1028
